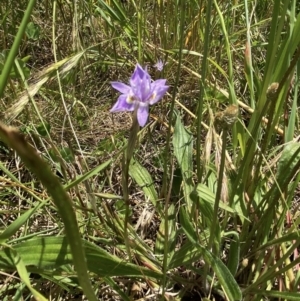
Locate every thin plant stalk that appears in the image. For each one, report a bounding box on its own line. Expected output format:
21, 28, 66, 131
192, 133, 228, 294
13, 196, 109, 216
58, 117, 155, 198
203, 127, 228, 289
196, 0, 213, 181
161, 1, 186, 298
122, 107, 140, 261
137, 0, 144, 63
209, 128, 227, 251
0, 0, 37, 97
244, 0, 255, 108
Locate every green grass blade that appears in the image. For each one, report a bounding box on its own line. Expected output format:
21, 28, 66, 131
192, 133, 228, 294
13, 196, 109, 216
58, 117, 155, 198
225, 231, 240, 277
250, 290, 300, 301
10, 249, 48, 301
179, 207, 242, 300
196, 0, 213, 180
0, 0, 36, 96
0, 200, 48, 243
200, 247, 242, 301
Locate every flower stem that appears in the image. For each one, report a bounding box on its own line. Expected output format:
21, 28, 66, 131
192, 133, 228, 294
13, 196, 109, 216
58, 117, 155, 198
122, 107, 139, 261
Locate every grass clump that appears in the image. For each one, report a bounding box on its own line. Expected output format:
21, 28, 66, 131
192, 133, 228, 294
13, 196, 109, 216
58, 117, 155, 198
0, 0, 300, 300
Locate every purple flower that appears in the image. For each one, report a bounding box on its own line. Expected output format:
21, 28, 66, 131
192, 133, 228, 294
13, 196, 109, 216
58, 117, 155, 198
154, 59, 165, 71
110, 63, 169, 127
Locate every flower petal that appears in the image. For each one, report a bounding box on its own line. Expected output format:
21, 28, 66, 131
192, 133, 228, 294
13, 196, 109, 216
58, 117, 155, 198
137, 104, 149, 127
154, 59, 164, 71
111, 82, 131, 94
130, 64, 146, 86
149, 79, 169, 105
110, 63, 168, 122
110, 95, 135, 112
130, 64, 152, 103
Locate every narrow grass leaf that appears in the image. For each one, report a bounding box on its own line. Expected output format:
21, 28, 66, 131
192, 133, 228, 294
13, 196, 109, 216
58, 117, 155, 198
285, 85, 297, 142
254, 233, 300, 254
225, 232, 240, 277
65, 158, 112, 191
0, 0, 36, 96
273, 10, 300, 81
262, 0, 289, 92
0, 200, 47, 243
10, 249, 48, 301
199, 246, 242, 301
104, 277, 130, 301
250, 290, 300, 301
96, 0, 134, 38
178, 217, 242, 301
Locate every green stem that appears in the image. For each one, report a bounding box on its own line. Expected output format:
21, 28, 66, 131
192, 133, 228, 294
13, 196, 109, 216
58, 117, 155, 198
0, 0, 37, 96
122, 108, 140, 261
210, 128, 227, 250
196, 0, 213, 181
137, 0, 144, 63
161, 2, 186, 299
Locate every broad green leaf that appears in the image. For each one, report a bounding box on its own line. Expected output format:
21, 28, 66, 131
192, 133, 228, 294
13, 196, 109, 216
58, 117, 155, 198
36, 122, 51, 137
0, 123, 97, 301
276, 142, 300, 183
155, 204, 177, 258
173, 112, 194, 210
168, 239, 208, 269
179, 206, 198, 244
196, 183, 235, 213
261, 142, 300, 207
0, 50, 31, 80
25, 21, 41, 40
196, 183, 248, 221
60, 147, 74, 163
129, 158, 159, 209
190, 188, 221, 251
0, 236, 163, 279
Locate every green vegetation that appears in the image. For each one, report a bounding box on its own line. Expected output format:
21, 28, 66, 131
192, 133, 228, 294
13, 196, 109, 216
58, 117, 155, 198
0, 0, 300, 300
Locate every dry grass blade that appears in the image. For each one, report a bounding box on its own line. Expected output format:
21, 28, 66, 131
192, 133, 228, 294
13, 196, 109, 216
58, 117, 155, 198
4, 50, 87, 122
